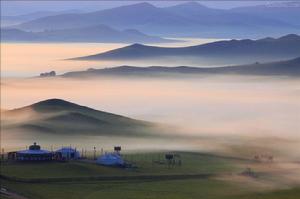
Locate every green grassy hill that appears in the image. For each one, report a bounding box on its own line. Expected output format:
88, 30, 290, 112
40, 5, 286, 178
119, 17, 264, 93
2, 99, 157, 136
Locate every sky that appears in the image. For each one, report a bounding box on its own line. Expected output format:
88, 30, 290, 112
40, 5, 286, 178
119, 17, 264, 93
1, 1, 289, 16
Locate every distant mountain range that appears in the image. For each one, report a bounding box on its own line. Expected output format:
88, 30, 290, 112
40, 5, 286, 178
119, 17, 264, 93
62, 57, 300, 77
231, 1, 300, 26
72, 34, 300, 65
10, 2, 300, 38
1, 25, 175, 43
2, 99, 158, 136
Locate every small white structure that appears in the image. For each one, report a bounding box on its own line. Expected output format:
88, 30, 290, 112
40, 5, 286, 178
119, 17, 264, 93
96, 153, 124, 166
55, 147, 80, 160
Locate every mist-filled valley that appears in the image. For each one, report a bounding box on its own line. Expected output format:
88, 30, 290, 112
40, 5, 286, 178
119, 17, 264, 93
1, 38, 226, 77
1, 2, 300, 198
1, 36, 300, 158
2, 74, 300, 191
2, 75, 299, 160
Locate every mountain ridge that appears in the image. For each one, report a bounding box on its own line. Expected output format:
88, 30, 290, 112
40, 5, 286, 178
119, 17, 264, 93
231, 1, 300, 26
63, 57, 300, 77
71, 34, 300, 64
12, 2, 300, 38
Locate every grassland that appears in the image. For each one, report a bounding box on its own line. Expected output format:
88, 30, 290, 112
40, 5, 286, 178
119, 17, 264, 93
0, 152, 241, 179
1, 152, 299, 199
2, 176, 300, 199
0, 178, 251, 199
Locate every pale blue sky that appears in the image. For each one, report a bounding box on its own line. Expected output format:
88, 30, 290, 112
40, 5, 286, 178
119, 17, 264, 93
1, 1, 288, 16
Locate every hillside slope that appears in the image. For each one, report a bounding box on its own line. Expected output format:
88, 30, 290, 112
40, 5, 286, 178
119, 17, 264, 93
2, 99, 157, 136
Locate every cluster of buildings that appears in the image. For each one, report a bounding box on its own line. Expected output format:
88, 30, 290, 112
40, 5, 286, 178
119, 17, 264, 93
8, 142, 125, 167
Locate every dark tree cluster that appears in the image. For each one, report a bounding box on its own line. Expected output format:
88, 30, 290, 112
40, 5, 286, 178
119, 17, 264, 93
40, 71, 56, 77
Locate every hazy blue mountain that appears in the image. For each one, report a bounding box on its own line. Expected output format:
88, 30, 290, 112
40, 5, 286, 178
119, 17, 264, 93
14, 3, 189, 31
165, 2, 290, 27
163, 2, 299, 37
72, 34, 300, 64
1, 10, 82, 27
1, 25, 175, 43
231, 1, 300, 26
62, 57, 300, 78
2, 99, 158, 136
12, 2, 299, 38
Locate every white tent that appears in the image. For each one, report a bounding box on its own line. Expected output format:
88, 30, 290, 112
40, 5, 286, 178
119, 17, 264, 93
55, 147, 80, 159
96, 153, 124, 166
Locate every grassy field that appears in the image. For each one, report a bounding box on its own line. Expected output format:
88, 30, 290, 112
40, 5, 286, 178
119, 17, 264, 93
2, 178, 300, 199
0, 152, 244, 179
0, 178, 250, 199
1, 152, 299, 199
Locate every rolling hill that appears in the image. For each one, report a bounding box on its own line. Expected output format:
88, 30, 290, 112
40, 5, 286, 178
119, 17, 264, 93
1, 25, 175, 43
72, 34, 300, 64
63, 57, 300, 78
2, 99, 158, 136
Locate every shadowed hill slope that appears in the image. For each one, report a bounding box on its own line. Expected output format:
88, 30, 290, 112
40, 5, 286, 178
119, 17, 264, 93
2, 99, 158, 136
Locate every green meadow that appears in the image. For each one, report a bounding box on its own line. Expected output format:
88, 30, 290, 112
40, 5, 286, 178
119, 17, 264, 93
1, 152, 299, 199
1, 152, 241, 179
2, 178, 300, 199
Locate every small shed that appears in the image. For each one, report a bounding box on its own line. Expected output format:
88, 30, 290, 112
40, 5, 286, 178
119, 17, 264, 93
55, 147, 80, 160
96, 153, 124, 166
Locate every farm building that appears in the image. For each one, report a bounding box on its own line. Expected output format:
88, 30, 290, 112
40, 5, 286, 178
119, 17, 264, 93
55, 147, 80, 160
96, 153, 124, 166
16, 142, 52, 161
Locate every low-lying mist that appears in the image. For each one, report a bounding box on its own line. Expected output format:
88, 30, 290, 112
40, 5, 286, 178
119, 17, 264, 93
2, 74, 300, 190
1, 39, 224, 77
1, 75, 299, 158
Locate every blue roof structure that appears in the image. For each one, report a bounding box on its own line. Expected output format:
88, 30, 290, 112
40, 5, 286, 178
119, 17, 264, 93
17, 149, 51, 155
16, 143, 52, 161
